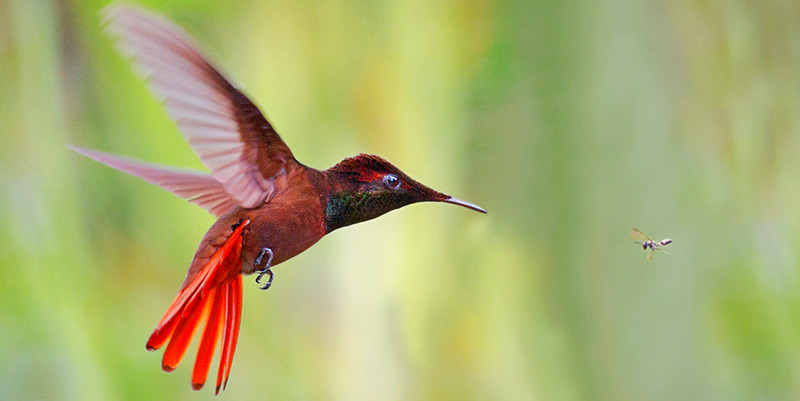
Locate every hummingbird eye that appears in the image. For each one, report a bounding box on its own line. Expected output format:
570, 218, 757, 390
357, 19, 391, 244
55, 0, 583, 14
383, 174, 401, 189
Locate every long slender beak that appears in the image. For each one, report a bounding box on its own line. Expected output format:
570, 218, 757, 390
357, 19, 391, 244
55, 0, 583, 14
442, 196, 487, 214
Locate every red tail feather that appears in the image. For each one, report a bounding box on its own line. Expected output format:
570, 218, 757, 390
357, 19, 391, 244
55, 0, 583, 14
216, 276, 242, 394
146, 219, 249, 392
162, 296, 208, 371
192, 287, 222, 390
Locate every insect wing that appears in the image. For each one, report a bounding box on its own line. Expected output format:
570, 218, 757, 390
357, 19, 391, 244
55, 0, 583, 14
646, 248, 654, 261
630, 228, 652, 242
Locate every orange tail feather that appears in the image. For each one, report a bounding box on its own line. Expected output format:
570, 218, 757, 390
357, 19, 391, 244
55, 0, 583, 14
191, 287, 222, 390
146, 219, 249, 392
162, 296, 209, 371
216, 276, 243, 394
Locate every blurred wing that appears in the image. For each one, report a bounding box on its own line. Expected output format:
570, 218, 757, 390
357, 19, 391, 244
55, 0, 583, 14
72, 147, 238, 217
646, 249, 654, 261
629, 228, 652, 242
103, 5, 296, 208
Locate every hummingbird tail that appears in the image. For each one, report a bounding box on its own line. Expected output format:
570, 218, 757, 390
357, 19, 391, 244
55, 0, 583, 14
146, 220, 248, 393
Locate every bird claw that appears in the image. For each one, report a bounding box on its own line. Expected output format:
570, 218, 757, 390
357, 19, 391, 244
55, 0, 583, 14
254, 247, 274, 290
256, 269, 273, 290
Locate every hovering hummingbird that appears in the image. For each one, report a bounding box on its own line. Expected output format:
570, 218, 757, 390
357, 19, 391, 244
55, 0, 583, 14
629, 228, 672, 261
73, 5, 486, 394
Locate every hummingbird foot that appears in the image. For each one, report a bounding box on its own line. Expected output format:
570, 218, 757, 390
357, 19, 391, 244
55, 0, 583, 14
254, 247, 274, 290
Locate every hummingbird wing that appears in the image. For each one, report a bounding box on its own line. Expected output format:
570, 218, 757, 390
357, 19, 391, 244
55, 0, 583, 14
147, 219, 248, 393
103, 5, 296, 209
71, 146, 239, 217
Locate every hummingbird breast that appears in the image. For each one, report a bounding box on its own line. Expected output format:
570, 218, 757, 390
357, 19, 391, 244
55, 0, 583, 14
238, 168, 329, 274
184, 167, 329, 285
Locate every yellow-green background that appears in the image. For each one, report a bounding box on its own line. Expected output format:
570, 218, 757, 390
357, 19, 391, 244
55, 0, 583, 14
2, 0, 800, 399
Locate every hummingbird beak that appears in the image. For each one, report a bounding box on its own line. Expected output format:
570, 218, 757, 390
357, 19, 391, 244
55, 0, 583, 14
441, 196, 487, 214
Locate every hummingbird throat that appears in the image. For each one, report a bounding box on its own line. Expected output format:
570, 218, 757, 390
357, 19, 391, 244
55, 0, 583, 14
324, 191, 405, 232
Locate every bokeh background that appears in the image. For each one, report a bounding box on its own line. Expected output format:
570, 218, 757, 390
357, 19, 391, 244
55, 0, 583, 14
2, 0, 800, 399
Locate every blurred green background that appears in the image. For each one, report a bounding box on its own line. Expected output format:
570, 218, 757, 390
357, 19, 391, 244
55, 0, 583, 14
2, 0, 800, 399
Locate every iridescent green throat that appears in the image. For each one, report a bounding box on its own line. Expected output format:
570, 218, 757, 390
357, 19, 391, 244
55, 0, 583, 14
324, 191, 405, 232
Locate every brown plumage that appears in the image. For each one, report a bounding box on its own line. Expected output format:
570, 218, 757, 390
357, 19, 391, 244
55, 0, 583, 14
73, 4, 485, 393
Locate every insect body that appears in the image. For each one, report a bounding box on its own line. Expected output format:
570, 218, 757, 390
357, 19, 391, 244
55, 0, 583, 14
630, 228, 672, 261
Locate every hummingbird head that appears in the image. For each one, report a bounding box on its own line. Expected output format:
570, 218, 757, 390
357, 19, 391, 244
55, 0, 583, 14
323, 154, 486, 232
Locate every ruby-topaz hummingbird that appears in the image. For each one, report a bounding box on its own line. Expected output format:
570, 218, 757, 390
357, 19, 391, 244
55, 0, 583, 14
73, 4, 486, 393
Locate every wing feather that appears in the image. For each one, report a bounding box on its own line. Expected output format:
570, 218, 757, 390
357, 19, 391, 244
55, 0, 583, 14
102, 5, 297, 208
71, 146, 237, 217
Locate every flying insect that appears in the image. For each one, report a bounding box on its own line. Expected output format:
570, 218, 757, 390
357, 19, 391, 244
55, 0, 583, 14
630, 228, 672, 261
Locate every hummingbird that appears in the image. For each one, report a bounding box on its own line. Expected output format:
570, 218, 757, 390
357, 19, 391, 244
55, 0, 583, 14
73, 4, 486, 394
